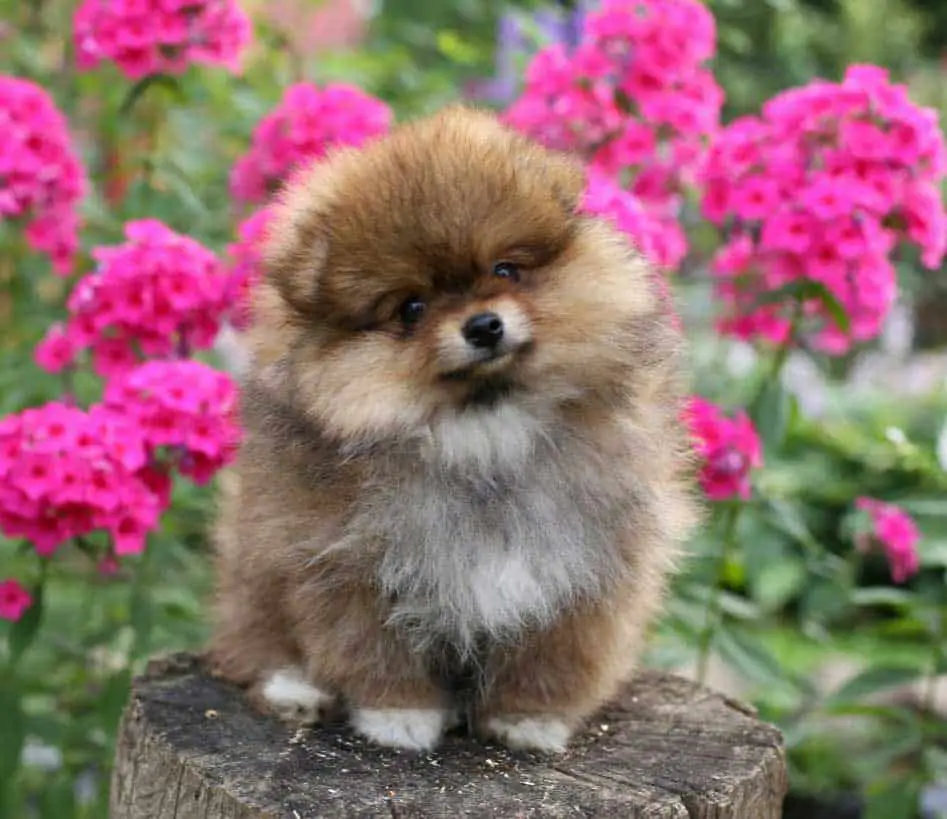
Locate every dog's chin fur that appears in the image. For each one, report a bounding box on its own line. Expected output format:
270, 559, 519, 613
209, 105, 700, 754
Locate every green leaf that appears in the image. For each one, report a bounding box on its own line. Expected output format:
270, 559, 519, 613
920, 539, 947, 568
716, 626, 790, 691
864, 778, 921, 819
850, 587, 916, 608
750, 278, 851, 332
0, 684, 24, 810
764, 498, 821, 553
752, 556, 807, 611
751, 377, 791, 449
434, 30, 480, 65
38, 776, 76, 819
826, 665, 924, 707
101, 669, 132, 730
119, 73, 185, 117
130, 587, 153, 661
9, 583, 43, 662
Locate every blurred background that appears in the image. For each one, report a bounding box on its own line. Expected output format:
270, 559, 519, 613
1, 1, 947, 818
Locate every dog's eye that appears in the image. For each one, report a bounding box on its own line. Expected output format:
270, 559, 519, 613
492, 261, 520, 282
398, 296, 427, 326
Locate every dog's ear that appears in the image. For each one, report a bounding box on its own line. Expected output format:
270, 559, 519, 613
546, 151, 587, 216
261, 162, 335, 317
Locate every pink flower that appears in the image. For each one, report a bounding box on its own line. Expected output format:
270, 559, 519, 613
731, 176, 782, 222
0, 76, 87, 273
503, 0, 723, 272
34, 323, 77, 373
103, 360, 241, 485
38, 220, 230, 377
0, 579, 32, 622
74, 0, 252, 79
683, 396, 763, 501
225, 206, 273, 330
855, 497, 921, 584
580, 171, 685, 270
230, 82, 392, 204
0, 402, 162, 557
701, 64, 947, 354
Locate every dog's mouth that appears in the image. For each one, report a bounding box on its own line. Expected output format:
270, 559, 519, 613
439, 341, 534, 383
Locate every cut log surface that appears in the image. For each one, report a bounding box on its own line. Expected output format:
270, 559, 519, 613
110, 652, 787, 819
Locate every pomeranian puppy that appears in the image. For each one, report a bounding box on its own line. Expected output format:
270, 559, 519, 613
209, 105, 698, 754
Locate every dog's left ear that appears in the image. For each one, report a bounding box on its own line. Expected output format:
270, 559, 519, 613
545, 151, 587, 216
262, 162, 334, 317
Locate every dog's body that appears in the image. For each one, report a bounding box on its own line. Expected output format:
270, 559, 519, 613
209, 106, 698, 753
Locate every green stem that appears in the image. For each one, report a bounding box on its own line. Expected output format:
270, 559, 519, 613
921, 607, 945, 769
695, 504, 742, 685
129, 539, 155, 662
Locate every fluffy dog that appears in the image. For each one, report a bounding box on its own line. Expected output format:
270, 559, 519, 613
209, 105, 698, 754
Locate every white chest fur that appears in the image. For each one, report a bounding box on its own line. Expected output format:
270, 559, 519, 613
347, 405, 630, 653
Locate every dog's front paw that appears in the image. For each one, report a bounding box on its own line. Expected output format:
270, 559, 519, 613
484, 714, 572, 754
351, 707, 449, 752
259, 666, 335, 725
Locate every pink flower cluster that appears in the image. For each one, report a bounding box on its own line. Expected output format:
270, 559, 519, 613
35, 220, 230, 377
74, 0, 252, 80
225, 206, 273, 330
684, 396, 763, 501
855, 497, 921, 584
581, 170, 686, 270
0, 402, 162, 557
230, 82, 392, 204
702, 65, 947, 354
0, 579, 32, 622
0, 76, 86, 274
104, 360, 240, 485
504, 0, 722, 268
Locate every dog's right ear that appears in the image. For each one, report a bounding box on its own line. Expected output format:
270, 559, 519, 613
261, 162, 334, 317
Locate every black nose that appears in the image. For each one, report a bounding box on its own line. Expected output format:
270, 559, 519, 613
462, 312, 505, 348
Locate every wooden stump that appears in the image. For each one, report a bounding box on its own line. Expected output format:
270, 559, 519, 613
110, 652, 788, 818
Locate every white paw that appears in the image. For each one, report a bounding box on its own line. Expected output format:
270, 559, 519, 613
485, 715, 572, 754
261, 667, 333, 725
351, 707, 448, 752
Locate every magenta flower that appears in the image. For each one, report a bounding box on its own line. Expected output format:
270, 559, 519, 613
855, 497, 921, 584
580, 170, 686, 270
0, 76, 87, 274
701, 65, 947, 354
684, 396, 763, 501
504, 0, 723, 270
35, 220, 230, 378
0, 579, 32, 622
74, 0, 252, 79
230, 82, 392, 205
103, 360, 241, 485
225, 206, 273, 330
0, 402, 162, 556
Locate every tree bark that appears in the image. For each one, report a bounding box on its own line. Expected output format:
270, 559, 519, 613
110, 652, 787, 818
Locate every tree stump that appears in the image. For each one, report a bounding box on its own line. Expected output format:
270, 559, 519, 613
110, 652, 788, 818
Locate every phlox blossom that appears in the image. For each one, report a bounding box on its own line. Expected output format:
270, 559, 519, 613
702, 65, 947, 354
0, 402, 162, 556
35, 220, 230, 378
580, 171, 686, 270
683, 397, 763, 501
225, 206, 273, 330
854, 497, 921, 584
504, 0, 723, 269
230, 82, 392, 204
74, 0, 252, 79
0, 579, 32, 622
104, 360, 241, 485
0, 76, 86, 273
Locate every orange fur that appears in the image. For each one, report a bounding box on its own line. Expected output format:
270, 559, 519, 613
209, 105, 700, 754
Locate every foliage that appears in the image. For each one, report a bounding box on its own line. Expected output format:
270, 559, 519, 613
1, 1, 946, 818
